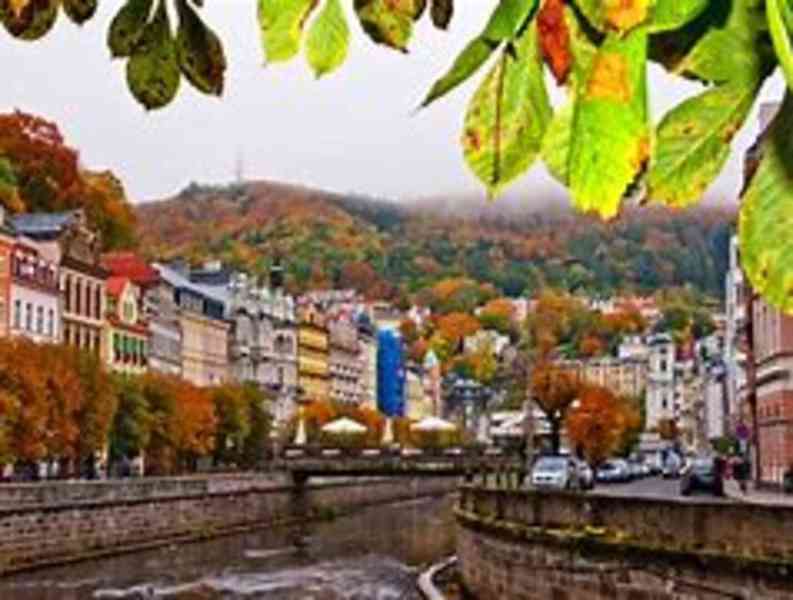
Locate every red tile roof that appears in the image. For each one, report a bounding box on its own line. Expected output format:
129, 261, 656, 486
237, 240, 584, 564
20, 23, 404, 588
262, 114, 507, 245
102, 252, 159, 286
106, 276, 129, 299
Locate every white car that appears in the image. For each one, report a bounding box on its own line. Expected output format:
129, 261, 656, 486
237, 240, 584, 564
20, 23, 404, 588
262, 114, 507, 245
531, 456, 578, 490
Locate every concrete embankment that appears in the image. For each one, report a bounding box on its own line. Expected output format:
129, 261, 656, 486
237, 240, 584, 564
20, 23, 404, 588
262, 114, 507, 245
0, 474, 456, 575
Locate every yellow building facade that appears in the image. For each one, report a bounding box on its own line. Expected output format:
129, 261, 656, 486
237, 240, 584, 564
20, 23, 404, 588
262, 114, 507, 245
298, 304, 330, 403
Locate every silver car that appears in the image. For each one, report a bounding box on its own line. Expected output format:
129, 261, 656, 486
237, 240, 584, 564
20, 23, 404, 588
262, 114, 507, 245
531, 456, 578, 490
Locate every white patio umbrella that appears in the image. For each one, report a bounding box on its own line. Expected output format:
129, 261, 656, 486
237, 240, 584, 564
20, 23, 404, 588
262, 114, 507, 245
411, 416, 457, 432
322, 417, 368, 435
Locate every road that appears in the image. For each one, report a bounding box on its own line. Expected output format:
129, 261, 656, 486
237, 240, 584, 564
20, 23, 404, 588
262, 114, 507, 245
592, 475, 734, 504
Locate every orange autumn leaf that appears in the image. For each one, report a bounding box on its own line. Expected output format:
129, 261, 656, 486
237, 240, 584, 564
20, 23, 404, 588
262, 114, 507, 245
537, 0, 571, 84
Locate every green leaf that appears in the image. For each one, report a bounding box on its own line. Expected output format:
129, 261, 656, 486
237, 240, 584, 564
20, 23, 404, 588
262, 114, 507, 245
768, 0, 793, 91
420, 0, 537, 107
108, 0, 154, 58
569, 27, 649, 219
481, 0, 537, 40
62, 0, 97, 25
669, 0, 774, 84
650, 0, 708, 32
127, 0, 181, 110
258, 0, 317, 63
0, 0, 58, 40
354, 0, 422, 51
430, 0, 452, 30
462, 24, 551, 195
739, 93, 793, 314
647, 81, 757, 207
541, 102, 573, 185
306, 0, 349, 78
175, 0, 226, 95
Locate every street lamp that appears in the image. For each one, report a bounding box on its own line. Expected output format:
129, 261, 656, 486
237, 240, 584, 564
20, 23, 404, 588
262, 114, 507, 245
292, 386, 309, 446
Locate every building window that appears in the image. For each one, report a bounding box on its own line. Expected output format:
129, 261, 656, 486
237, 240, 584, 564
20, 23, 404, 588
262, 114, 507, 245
64, 275, 72, 313
123, 301, 134, 323
95, 285, 102, 319
24, 302, 32, 331
75, 279, 82, 315
36, 306, 43, 334
47, 309, 54, 337
13, 300, 20, 329
85, 283, 92, 320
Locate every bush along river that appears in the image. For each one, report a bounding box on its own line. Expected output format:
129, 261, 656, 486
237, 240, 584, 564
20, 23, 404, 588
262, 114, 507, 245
0, 495, 455, 600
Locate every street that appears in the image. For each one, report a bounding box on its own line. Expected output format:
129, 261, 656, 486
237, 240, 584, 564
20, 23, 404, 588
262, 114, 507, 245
591, 476, 734, 504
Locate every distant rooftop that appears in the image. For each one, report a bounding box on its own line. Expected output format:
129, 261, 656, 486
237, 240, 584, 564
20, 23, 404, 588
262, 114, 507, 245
154, 262, 228, 307
10, 211, 81, 239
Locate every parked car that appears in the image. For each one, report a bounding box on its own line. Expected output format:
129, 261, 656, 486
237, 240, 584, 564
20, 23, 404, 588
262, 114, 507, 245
531, 456, 578, 490
575, 459, 594, 490
627, 460, 644, 480
680, 457, 724, 496
596, 460, 630, 483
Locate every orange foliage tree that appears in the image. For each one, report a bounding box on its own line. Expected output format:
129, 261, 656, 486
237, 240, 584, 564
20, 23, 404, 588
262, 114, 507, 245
0, 111, 137, 250
531, 362, 581, 454
171, 381, 216, 469
566, 385, 631, 467
436, 312, 481, 349
478, 297, 516, 335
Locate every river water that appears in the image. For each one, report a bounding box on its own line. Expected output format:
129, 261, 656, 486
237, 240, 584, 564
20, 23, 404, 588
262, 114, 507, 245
0, 496, 455, 600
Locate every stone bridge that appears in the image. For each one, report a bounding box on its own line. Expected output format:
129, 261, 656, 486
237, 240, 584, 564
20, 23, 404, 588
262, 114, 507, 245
279, 445, 525, 484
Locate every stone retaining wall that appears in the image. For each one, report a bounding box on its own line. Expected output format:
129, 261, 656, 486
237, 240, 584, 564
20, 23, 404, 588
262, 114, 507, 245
0, 476, 455, 575
457, 485, 793, 600
0, 473, 281, 508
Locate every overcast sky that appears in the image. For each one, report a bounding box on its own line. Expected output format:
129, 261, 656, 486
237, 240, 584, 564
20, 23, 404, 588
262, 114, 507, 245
1, 1, 784, 206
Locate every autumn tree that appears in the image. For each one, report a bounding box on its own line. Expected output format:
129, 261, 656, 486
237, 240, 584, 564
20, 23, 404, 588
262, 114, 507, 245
212, 383, 252, 466
240, 383, 273, 468
566, 385, 635, 467
478, 297, 517, 337
171, 381, 216, 471
75, 351, 118, 474
530, 362, 581, 454
109, 374, 152, 467
41, 344, 83, 469
0, 339, 49, 465
0, 111, 137, 249
399, 318, 420, 344
436, 312, 481, 349
0, 111, 79, 213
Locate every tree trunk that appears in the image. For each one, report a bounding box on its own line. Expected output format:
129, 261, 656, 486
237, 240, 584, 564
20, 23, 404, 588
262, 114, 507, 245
549, 417, 561, 455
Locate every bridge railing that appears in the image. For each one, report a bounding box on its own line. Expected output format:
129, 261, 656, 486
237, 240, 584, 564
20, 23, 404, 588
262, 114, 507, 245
281, 444, 512, 460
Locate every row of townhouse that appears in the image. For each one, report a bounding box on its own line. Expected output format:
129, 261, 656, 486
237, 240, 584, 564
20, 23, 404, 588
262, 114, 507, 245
721, 102, 793, 486
0, 208, 386, 427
